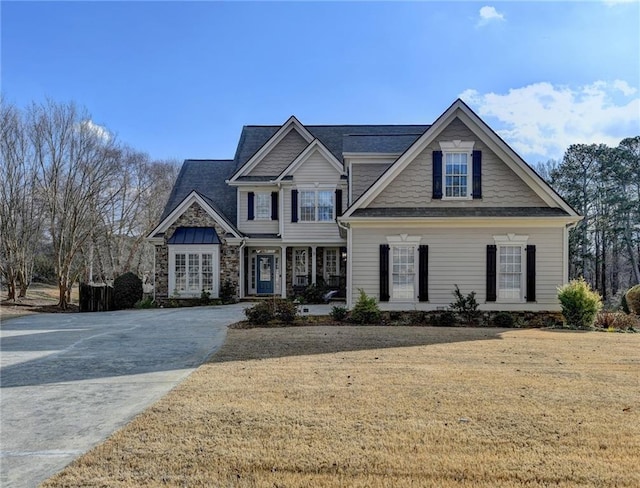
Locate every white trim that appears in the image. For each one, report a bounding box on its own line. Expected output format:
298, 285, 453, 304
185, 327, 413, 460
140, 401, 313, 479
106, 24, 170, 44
292, 247, 309, 287
275, 139, 345, 181
440, 140, 474, 200
346, 225, 353, 308
168, 244, 220, 298
387, 240, 419, 303
341, 99, 580, 219
298, 187, 336, 223
147, 191, 241, 239
229, 116, 314, 181
343, 152, 403, 159
323, 247, 339, 281
493, 234, 529, 304
254, 192, 271, 220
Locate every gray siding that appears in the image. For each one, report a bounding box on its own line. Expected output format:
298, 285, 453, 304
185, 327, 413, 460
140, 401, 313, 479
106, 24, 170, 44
351, 162, 393, 203
237, 188, 279, 234
248, 129, 309, 177
370, 118, 547, 208
281, 149, 346, 242
350, 225, 564, 311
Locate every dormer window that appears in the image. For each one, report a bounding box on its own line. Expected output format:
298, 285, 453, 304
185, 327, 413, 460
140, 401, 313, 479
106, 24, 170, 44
439, 141, 475, 200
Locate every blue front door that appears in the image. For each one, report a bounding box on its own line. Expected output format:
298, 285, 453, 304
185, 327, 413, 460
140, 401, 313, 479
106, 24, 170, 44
257, 255, 274, 294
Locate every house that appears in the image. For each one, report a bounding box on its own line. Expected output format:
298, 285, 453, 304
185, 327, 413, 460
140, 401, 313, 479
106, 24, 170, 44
148, 99, 581, 311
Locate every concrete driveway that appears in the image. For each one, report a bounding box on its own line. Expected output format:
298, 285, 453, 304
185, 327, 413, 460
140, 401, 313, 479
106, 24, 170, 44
0, 304, 248, 488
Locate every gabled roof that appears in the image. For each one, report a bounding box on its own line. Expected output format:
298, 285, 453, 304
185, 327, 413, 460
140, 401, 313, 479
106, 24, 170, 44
159, 159, 238, 226
149, 190, 242, 240
275, 139, 345, 182
229, 116, 314, 182
231, 124, 431, 171
341, 99, 581, 220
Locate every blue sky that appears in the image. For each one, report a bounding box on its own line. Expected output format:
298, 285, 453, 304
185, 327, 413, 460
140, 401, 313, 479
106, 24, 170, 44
2, 1, 639, 164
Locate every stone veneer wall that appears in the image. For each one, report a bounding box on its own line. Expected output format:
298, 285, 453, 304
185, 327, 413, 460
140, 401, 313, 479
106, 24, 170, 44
155, 202, 239, 301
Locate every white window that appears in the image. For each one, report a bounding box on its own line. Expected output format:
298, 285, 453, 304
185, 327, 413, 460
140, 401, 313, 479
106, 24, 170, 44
255, 193, 270, 220
299, 190, 334, 222
440, 141, 474, 199
386, 235, 421, 302
499, 246, 523, 300
293, 248, 308, 286
392, 246, 416, 300
494, 234, 528, 302
169, 245, 219, 297
324, 248, 339, 281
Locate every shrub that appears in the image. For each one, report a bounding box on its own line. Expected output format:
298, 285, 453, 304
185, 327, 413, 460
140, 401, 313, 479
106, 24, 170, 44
245, 301, 274, 325
449, 285, 480, 324
435, 310, 457, 327
220, 279, 236, 304
625, 285, 640, 315
301, 283, 326, 304
134, 297, 156, 309
557, 278, 603, 329
113, 272, 143, 310
594, 311, 639, 331
330, 305, 348, 322
200, 289, 212, 305
620, 292, 630, 314
350, 289, 381, 324
493, 311, 515, 328
274, 299, 298, 323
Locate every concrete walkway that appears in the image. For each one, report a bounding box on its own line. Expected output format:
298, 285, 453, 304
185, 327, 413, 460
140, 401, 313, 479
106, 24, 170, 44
0, 304, 250, 488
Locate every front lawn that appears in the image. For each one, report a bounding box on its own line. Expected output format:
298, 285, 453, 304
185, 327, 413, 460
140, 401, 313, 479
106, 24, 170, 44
43, 327, 639, 487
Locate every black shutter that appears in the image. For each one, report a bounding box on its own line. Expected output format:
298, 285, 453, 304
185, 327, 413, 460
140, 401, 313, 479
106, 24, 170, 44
472, 150, 482, 199
291, 189, 298, 222
379, 244, 389, 302
271, 192, 278, 220
432, 151, 443, 199
486, 245, 497, 302
526, 245, 536, 302
418, 245, 429, 302
335, 188, 343, 217
247, 192, 255, 220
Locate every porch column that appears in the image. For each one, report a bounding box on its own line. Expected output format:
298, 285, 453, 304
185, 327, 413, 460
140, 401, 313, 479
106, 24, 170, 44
311, 246, 317, 285
281, 245, 287, 298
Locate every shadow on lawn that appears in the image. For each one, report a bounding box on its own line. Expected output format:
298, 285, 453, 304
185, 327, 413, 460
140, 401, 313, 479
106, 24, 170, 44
209, 324, 507, 363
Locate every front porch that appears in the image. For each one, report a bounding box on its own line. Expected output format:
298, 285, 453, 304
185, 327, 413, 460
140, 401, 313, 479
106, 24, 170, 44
242, 245, 346, 300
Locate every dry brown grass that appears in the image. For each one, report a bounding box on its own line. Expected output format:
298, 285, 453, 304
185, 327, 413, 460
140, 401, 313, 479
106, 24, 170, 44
42, 326, 640, 487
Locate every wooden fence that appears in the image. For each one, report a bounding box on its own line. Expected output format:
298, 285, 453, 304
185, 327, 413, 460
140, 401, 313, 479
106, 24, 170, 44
79, 283, 114, 312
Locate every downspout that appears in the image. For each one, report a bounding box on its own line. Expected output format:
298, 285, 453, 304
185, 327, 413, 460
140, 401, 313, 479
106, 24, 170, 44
239, 237, 247, 299
337, 218, 351, 309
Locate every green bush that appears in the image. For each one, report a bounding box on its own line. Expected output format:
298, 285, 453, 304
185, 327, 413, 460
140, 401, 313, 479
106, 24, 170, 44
620, 292, 630, 314
350, 289, 381, 324
330, 305, 348, 322
274, 299, 298, 323
625, 285, 640, 315
220, 279, 236, 304
200, 289, 212, 305
244, 301, 274, 325
435, 310, 457, 327
449, 285, 480, 324
493, 311, 515, 328
245, 299, 298, 325
301, 283, 326, 304
134, 297, 156, 309
557, 278, 603, 329
113, 272, 143, 310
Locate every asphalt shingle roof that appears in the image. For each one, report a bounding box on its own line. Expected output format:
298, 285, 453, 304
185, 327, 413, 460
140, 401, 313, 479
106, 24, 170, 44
160, 159, 238, 226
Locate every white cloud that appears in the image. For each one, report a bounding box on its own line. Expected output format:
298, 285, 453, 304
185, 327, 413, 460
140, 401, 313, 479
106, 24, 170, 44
460, 81, 640, 162
80, 119, 111, 141
478, 6, 505, 26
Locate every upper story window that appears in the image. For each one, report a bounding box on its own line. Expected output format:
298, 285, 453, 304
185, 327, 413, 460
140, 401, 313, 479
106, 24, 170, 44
439, 141, 475, 200
255, 193, 271, 219
300, 190, 334, 222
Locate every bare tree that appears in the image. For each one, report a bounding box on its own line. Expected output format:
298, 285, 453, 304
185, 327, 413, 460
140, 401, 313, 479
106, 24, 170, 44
28, 100, 122, 309
0, 101, 43, 300
88, 149, 179, 282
